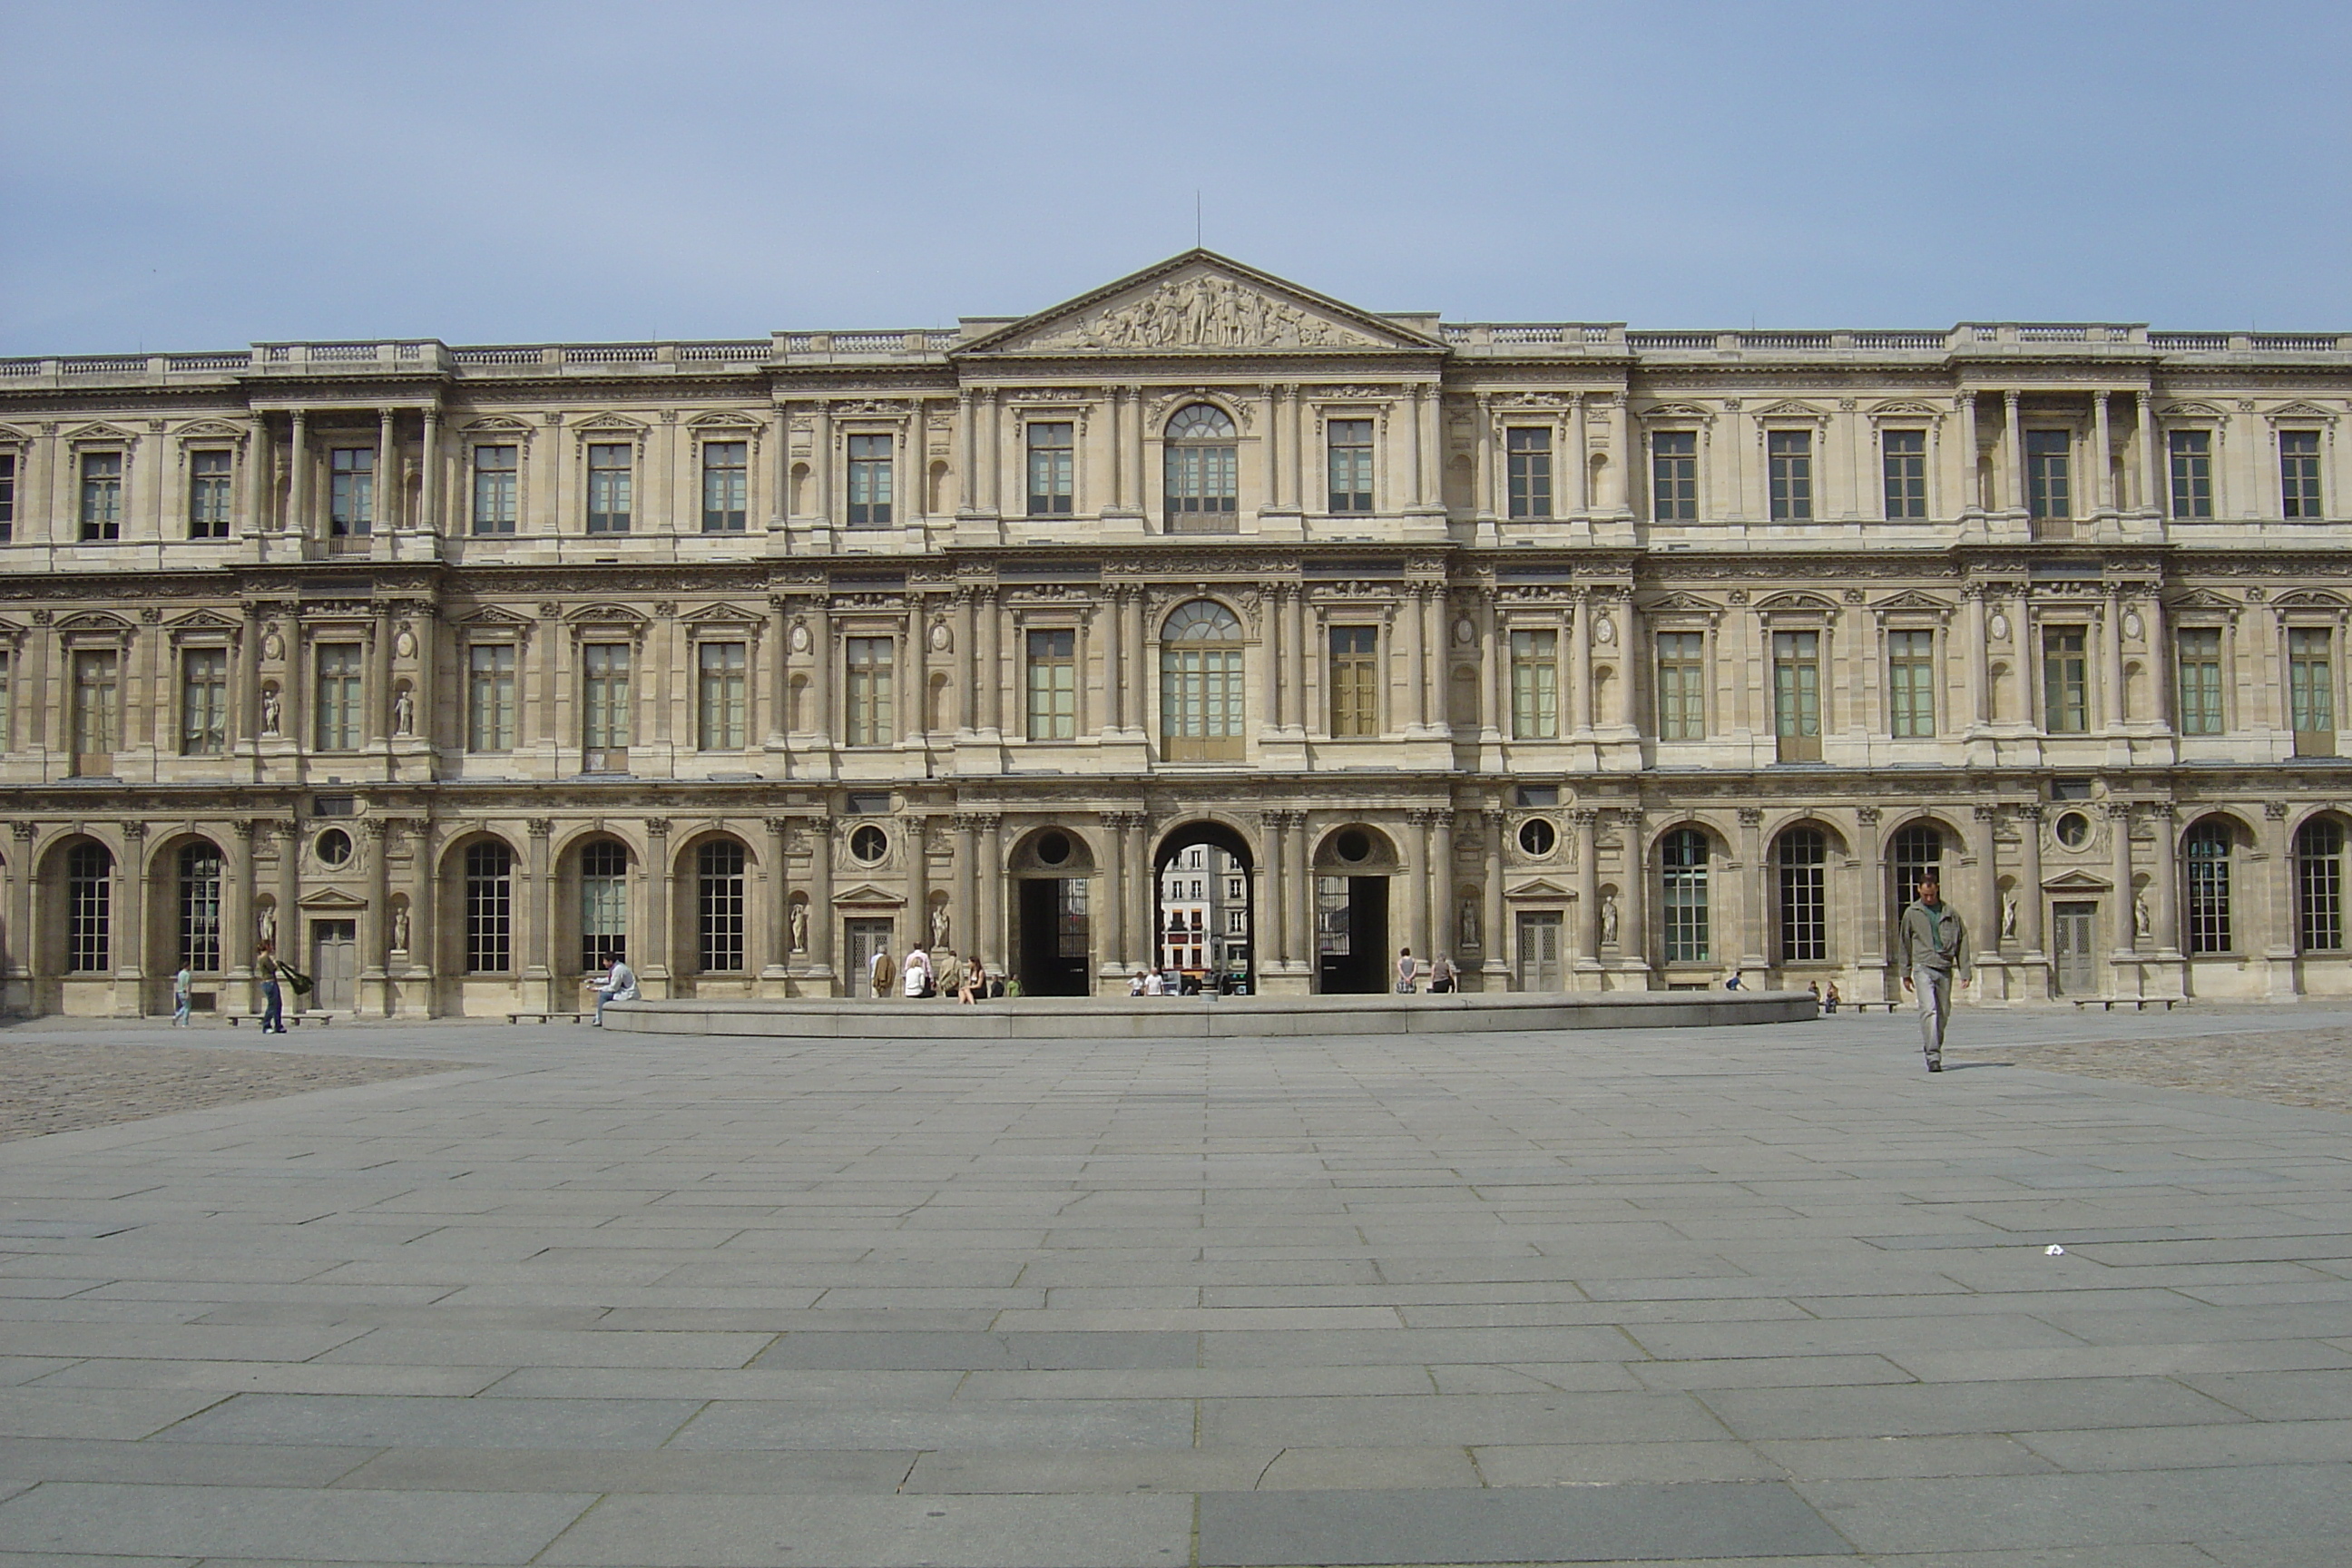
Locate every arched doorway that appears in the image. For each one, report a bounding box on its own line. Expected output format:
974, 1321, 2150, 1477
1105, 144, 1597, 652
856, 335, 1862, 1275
1011, 828, 1095, 997
1153, 821, 1256, 994
1312, 824, 1397, 994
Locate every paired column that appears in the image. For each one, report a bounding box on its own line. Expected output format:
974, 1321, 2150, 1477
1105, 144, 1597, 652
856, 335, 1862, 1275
1615, 810, 1648, 972
524, 819, 554, 994
2146, 804, 2180, 956
1102, 591, 1124, 733
1284, 814, 1311, 973
377, 410, 399, 534
2108, 800, 2137, 956
902, 816, 927, 961
2002, 391, 2024, 516
2092, 392, 2113, 514
115, 824, 148, 1004
2014, 806, 2045, 957
1402, 811, 1430, 973
1973, 804, 2004, 957
1570, 808, 1599, 965
764, 818, 793, 975
362, 819, 389, 990
287, 411, 309, 536
1100, 812, 1135, 973
805, 818, 836, 980
1738, 808, 1766, 975
1285, 588, 1307, 734
1428, 808, 1455, 966
2100, 593, 2126, 730
953, 815, 979, 960
221, 821, 253, 984
642, 819, 673, 985
1257, 812, 1287, 971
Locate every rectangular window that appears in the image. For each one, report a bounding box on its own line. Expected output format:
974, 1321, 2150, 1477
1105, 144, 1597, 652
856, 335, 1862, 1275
2043, 626, 2089, 733
701, 441, 748, 532
846, 435, 892, 527
328, 447, 374, 536
2281, 431, 2324, 519
2176, 628, 2224, 736
314, 643, 363, 750
1327, 419, 1374, 512
1772, 630, 1821, 760
1656, 632, 1705, 740
1768, 430, 1812, 521
1651, 429, 1697, 521
178, 848, 222, 973
1882, 429, 1927, 519
467, 643, 516, 751
582, 643, 631, 767
80, 451, 123, 540
697, 641, 747, 750
188, 450, 232, 540
0, 451, 15, 541
1026, 422, 1073, 516
1329, 625, 1379, 737
1025, 629, 1076, 740
586, 443, 632, 534
2027, 429, 2072, 519
1505, 428, 1553, 519
2169, 429, 2212, 518
845, 636, 893, 746
72, 650, 118, 772
180, 648, 229, 755
472, 445, 518, 534
1509, 628, 1558, 740
2290, 627, 2335, 753
1886, 629, 1936, 738
465, 848, 512, 974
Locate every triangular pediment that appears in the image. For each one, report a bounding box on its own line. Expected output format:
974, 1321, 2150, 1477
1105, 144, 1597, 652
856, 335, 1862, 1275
1872, 589, 1953, 612
1641, 592, 1720, 614
2042, 869, 2112, 891
2165, 589, 2238, 610
962, 251, 1441, 357
1505, 877, 1577, 899
457, 606, 532, 628
682, 602, 760, 625
831, 882, 905, 906
168, 609, 240, 632
296, 887, 372, 910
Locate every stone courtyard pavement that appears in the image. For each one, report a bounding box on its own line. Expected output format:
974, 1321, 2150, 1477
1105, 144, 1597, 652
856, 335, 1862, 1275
0, 1005, 2350, 1567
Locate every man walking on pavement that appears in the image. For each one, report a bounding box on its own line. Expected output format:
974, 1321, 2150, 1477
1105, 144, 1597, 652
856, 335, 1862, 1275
1897, 869, 1969, 1073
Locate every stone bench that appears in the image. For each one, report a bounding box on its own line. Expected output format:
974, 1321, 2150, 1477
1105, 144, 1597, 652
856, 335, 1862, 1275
506, 1011, 590, 1024
2072, 997, 2181, 1012
225, 1011, 334, 1027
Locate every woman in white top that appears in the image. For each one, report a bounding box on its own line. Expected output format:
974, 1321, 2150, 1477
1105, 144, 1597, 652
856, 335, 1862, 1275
903, 946, 935, 997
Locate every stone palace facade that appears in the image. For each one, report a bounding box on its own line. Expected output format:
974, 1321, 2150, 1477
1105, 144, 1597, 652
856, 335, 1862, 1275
0, 251, 2347, 1017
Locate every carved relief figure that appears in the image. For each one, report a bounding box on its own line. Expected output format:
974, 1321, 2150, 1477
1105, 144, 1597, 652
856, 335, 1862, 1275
261, 627, 284, 662
1040, 274, 1375, 351
394, 624, 416, 660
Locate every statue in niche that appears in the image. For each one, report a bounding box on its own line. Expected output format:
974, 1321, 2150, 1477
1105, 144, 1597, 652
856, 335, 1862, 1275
789, 901, 808, 954
257, 906, 277, 949
1457, 896, 1480, 951
931, 902, 952, 954
390, 905, 410, 953
1599, 892, 1620, 947
392, 685, 415, 736
2133, 892, 2151, 942
260, 685, 281, 735
2001, 894, 2019, 941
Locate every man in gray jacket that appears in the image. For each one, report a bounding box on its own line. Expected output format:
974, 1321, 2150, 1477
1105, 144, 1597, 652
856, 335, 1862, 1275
1897, 870, 1969, 1073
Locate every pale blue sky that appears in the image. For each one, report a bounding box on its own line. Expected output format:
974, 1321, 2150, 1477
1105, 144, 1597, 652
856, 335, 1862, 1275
4, 0, 2346, 353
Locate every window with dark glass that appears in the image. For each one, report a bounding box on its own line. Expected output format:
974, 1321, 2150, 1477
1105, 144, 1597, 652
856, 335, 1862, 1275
1651, 430, 1696, 521
2290, 627, 2335, 752
1887, 629, 1936, 737
580, 838, 628, 973
180, 647, 228, 755
1776, 828, 1827, 963
2176, 627, 2224, 736
472, 445, 518, 534
464, 840, 512, 972
188, 450, 232, 539
1026, 422, 1073, 516
1768, 430, 1812, 520
2026, 429, 2071, 519
1025, 629, 1076, 740
80, 451, 122, 540
328, 448, 374, 537
1163, 405, 1238, 530
468, 643, 515, 751
66, 841, 111, 973
1327, 419, 1373, 512
1661, 828, 1710, 963
2281, 431, 2324, 519
2296, 818, 2344, 953
1329, 625, 1379, 737
582, 643, 631, 768
1882, 429, 1926, 518
2043, 626, 2089, 732
698, 642, 747, 750
1656, 632, 1705, 740
2169, 429, 2212, 518
1505, 428, 1552, 519
698, 839, 746, 971
1772, 630, 1821, 760
71, 650, 117, 773
586, 443, 632, 534
845, 636, 894, 746
0, 451, 15, 541
1509, 629, 1558, 739
2183, 819, 2232, 955
701, 441, 748, 532
847, 434, 892, 527
314, 643, 363, 750
178, 843, 222, 973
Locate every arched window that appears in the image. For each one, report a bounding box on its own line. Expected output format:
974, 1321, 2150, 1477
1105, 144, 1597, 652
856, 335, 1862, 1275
580, 838, 629, 973
65, 842, 112, 973
1163, 404, 1238, 533
178, 843, 222, 973
464, 840, 513, 973
2183, 819, 2233, 956
698, 839, 746, 972
1661, 828, 1710, 964
1160, 600, 1245, 761
1775, 827, 1828, 964
2296, 818, 2345, 953
1891, 822, 1943, 910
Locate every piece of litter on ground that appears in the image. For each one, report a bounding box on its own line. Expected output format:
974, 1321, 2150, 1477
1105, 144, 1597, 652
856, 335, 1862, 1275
2045, 1244, 2066, 1256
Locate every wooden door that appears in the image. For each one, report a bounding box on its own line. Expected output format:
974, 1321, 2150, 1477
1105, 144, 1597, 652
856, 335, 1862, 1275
844, 919, 894, 995
1516, 911, 1563, 992
310, 920, 357, 1012
2052, 901, 2098, 995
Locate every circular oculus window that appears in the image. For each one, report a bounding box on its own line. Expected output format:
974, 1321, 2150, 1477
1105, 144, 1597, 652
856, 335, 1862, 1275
848, 825, 888, 865
314, 828, 352, 867
1035, 830, 1072, 866
2053, 811, 2092, 849
1518, 818, 1558, 857
1334, 829, 1372, 865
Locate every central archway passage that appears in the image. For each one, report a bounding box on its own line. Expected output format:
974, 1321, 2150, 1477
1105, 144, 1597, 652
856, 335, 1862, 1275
1152, 820, 1256, 994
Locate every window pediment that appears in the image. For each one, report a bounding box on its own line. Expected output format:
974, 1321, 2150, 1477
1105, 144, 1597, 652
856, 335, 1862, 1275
964, 251, 1435, 356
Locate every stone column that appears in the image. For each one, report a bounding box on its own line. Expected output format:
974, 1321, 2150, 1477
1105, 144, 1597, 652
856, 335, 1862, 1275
952, 589, 977, 735
2100, 592, 2125, 731
1403, 810, 1431, 974
287, 410, 309, 537
2003, 391, 2023, 517
1569, 808, 1599, 968
1422, 587, 1445, 732
1123, 590, 1147, 737
901, 602, 926, 745
1124, 813, 1151, 973
1429, 807, 1455, 967
975, 814, 1004, 970
523, 818, 554, 1006
1569, 591, 1593, 736
1100, 812, 1134, 975
2137, 390, 2161, 516
2092, 392, 2113, 515
767, 595, 790, 743
901, 815, 926, 965
272, 818, 299, 984
1256, 811, 1286, 972
221, 820, 253, 994
241, 416, 271, 537
810, 401, 833, 526
1738, 807, 1766, 978
1402, 585, 1428, 732
2108, 800, 2136, 956
807, 599, 833, 745
764, 817, 792, 979
1472, 395, 1494, 520
1972, 803, 2004, 959
2147, 803, 2180, 956
953, 814, 978, 965
403, 819, 436, 1004
1571, 395, 1591, 515
1285, 586, 1307, 734
1102, 589, 1124, 733
2260, 802, 2297, 995
2014, 805, 2045, 959
1261, 587, 1284, 730
642, 819, 673, 990
1963, 584, 1990, 728
362, 818, 389, 1002
419, 408, 441, 535
977, 589, 1002, 736
1956, 391, 1980, 513
1617, 810, 1648, 976
1483, 807, 1508, 984
1284, 813, 1311, 975
806, 817, 837, 985
115, 823, 148, 1012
